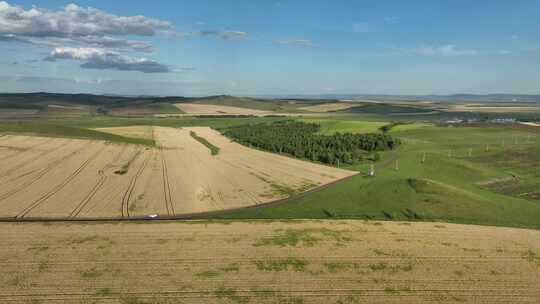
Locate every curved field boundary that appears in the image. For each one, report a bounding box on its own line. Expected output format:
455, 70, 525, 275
0, 171, 360, 222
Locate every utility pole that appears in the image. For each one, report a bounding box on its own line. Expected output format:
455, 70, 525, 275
421, 152, 426, 164
485, 144, 490, 152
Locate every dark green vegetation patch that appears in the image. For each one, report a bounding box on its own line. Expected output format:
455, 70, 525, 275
223, 121, 400, 165
189, 130, 220, 155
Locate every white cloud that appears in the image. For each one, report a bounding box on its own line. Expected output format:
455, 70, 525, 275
45, 47, 170, 73
274, 39, 316, 48
198, 30, 248, 40
0, 2, 183, 72
414, 44, 478, 56
78, 36, 155, 53
0, 2, 173, 38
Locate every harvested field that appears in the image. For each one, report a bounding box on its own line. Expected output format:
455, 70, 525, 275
299, 102, 356, 112
0, 127, 354, 219
0, 220, 538, 303
175, 103, 274, 116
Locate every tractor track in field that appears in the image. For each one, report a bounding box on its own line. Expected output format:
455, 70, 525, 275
0, 143, 92, 202
0, 139, 68, 181
121, 151, 152, 218
160, 147, 175, 216
15, 145, 107, 219
69, 172, 107, 218
69, 145, 129, 218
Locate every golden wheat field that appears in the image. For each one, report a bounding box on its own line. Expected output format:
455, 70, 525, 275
0, 220, 538, 303
0, 127, 354, 219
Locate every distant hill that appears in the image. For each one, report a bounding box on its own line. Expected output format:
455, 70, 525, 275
0, 93, 337, 115
260, 94, 540, 103
0, 92, 190, 107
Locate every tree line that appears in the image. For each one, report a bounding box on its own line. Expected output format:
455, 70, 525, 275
223, 121, 400, 165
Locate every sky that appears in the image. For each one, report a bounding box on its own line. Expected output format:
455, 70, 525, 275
1, 0, 539, 96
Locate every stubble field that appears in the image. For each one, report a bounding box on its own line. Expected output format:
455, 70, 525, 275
0, 220, 538, 303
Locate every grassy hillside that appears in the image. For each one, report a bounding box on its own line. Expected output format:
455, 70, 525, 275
190, 95, 314, 112
0, 122, 155, 146
109, 102, 184, 116
341, 103, 438, 114
219, 122, 540, 229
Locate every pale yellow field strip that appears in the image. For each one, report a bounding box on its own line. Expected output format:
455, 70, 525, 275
0, 220, 538, 303
448, 105, 540, 113
521, 122, 540, 127
299, 102, 356, 112
154, 126, 356, 214
93, 126, 155, 140
174, 103, 274, 116
0, 128, 355, 218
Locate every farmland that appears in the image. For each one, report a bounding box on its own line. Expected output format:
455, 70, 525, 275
0, 126, 354, 219
175, 103, 275, 116
1, 93, 540, 304
0, 220, 538, 303
221, 118, 540, 229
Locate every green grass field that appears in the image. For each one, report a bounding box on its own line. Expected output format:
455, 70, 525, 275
0, 121, 155, 146
341, 103, 437, 114
219, 121, 540, 229
2, 100, 540, 229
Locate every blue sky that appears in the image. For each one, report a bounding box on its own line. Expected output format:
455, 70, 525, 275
1, 0, 539, 96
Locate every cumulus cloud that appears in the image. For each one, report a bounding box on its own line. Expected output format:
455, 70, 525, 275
414, 44, 478, 56
0, 1, 181, 72
0, 33, 57, 46
1, 2, 250, 73
198, 30, 248, 40
274, 39, 316, 48
78, 36, 155, 53
45, 47, 170, 73
0, 2, 173, 38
